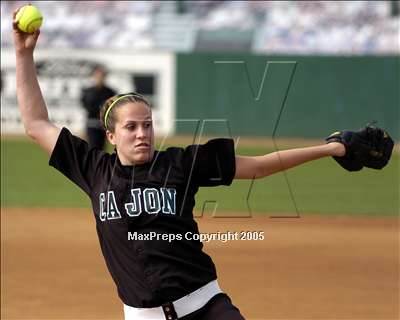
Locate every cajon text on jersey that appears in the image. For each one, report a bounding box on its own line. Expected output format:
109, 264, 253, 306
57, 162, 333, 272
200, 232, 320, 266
99, 187, 177, 220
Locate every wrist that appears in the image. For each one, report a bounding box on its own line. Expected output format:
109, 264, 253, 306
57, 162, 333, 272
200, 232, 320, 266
15, 52, 35, 66
15, 50, 34, 59
327, 142, 346, 157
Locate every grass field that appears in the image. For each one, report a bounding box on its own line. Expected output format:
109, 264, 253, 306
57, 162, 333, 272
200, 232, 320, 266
1, 136, 399, 216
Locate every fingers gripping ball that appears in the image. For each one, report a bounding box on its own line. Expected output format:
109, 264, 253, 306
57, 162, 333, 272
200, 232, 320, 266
16, 5, 43, 33
325, 125, 394, 172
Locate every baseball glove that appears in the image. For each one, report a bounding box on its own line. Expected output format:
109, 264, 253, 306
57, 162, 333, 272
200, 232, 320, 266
325, 125, 394, 171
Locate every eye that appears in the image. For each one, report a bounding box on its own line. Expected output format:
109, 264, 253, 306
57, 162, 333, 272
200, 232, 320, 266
126, 124, 136, 130
144, 121, 152, 128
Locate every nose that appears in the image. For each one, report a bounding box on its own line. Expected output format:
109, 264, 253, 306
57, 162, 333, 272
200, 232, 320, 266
136, 124, 147, 139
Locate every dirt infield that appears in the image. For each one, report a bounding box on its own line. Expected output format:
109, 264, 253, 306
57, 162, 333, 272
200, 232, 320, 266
1, 208, 399, 320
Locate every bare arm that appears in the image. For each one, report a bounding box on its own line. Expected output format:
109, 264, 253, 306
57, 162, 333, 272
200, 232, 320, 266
13, 10, 60, 155
235, 142, 346, 179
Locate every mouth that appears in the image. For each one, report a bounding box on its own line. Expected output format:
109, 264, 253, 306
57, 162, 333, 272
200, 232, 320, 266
135, 142, 150, 149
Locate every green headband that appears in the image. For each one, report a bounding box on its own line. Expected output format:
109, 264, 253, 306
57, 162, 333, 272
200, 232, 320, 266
104, 93, 143, 130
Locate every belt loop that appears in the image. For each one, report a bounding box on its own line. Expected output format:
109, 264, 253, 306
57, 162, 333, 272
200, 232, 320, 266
161, 302, 178, 320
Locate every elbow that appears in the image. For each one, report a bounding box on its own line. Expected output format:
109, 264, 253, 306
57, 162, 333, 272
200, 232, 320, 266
255, 165, 281, 179
24, 126, 36, 140
24, 123, 41, 141
255, 171, 270, 179
23, 118, 49, 140
254, 166, 269, 179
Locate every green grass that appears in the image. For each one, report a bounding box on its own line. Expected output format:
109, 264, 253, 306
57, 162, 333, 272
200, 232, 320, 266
1, 138, 89, 208
1, 138, 399, 216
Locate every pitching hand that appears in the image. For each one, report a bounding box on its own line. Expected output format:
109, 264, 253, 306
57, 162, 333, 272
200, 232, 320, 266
12, 9, 40, 54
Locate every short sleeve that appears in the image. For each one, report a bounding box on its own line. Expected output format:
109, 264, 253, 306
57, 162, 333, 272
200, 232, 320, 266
49, 127, 105, 196
183, 138, 236, 187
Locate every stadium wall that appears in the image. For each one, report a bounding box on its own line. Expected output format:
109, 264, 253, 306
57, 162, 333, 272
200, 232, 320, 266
175, 53, 399, 140
1, 50, 398, 140
1, 49, 175, 136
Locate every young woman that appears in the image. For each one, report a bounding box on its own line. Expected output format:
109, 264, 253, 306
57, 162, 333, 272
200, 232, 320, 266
13, 13, 348, 320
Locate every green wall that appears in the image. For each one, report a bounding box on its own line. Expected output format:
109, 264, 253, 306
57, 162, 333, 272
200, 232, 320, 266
176, 53, 399, 140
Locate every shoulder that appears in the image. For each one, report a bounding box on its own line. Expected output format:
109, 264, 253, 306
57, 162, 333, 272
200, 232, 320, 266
51, 127, 109, 165
161, 146, 186, 164
186, 138, 235, 156
157, 139, 234, 161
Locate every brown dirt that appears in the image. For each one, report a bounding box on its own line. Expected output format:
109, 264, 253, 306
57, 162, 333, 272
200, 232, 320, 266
1, 208, 399, 320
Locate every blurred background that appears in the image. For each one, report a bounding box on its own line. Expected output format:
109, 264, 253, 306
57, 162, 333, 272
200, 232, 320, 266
1, 3, 399, 319
0, 1, 399, 212
2, 1, 399, 52
1, 0, 399, 137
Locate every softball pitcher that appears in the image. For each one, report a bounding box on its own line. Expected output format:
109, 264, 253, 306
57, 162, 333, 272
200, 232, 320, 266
12, 12, 393, 320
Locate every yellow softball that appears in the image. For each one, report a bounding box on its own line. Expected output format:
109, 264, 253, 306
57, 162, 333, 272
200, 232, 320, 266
16, 5, 43, 33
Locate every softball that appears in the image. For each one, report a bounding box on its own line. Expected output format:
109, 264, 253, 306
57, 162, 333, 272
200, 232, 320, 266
16, 5, 43, 33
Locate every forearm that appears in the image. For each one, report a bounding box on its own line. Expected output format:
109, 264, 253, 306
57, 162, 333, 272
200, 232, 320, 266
258, 144, 340, 177
16, 52, 49, 134
235, 142, 345, 179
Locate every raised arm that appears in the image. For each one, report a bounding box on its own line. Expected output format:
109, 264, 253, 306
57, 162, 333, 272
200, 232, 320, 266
12, 10, 60, 155
235, 142, 345, 179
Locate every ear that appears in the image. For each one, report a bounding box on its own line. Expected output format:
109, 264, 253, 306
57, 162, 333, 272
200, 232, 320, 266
106, 130, 116, 146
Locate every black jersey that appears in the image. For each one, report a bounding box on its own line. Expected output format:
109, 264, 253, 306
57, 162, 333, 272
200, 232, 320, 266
49, 128, 236, 308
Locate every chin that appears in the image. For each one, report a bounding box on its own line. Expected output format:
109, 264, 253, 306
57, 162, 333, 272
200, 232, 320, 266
134, 153, 151, 164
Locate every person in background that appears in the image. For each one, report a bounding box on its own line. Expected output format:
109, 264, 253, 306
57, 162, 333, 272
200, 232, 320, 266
81, 64, 116, 149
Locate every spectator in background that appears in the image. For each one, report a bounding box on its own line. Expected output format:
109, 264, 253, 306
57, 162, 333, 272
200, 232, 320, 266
81, 65, 116, 150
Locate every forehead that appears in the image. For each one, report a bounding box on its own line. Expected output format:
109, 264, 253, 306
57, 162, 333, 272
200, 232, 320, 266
115, 101, 152, 122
